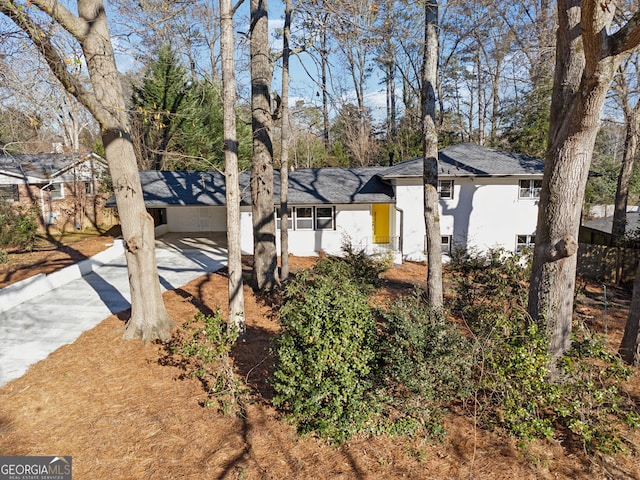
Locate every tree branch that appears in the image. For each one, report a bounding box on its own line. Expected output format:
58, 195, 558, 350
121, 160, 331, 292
611, 10, 640, 56
0, 1, 108, 124
30, 0, 90, 41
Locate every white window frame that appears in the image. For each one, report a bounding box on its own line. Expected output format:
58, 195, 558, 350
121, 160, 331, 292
275, 207, 293, 230
83, 181, 94, 196
516, 234, 535, 253
438, 179, 454, 199
294, 206, 314, 230
49, 183, 64, 199
441, 235, 452, 255
315, 206, 335, 230
518, 179, 542, 199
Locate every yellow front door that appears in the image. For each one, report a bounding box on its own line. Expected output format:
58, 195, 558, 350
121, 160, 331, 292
372, 204, 390, 244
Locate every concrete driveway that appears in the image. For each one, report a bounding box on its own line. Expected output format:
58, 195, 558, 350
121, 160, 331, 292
0, 234, 228, 387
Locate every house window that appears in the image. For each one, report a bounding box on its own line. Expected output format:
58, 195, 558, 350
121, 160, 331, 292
275, 207, 293, 230
83, 181, 94, 195
0, 185, 19, 202
48, 183, 64, 199
519, 179, 542, 199
516, 234, 535, 253
295, 207, 313, 230
441, 235, 452, 254
438, 180, 454, 199
315, 206, 334, 230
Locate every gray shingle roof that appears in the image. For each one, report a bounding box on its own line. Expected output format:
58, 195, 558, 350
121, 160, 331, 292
133, 166, 394, 207
0, 153, 100, 180
582, 213, 640, 235
382, 143, 544, 179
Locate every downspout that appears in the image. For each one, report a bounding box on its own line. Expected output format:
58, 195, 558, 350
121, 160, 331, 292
394, 204, 404, 258
40, 180, 54, 226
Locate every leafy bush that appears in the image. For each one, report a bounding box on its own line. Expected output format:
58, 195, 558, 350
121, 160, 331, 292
165, 311, 243, 413
271, 267, 378, 443
0, 203, 39, 251
313, 241, 393, 293
375, 292, 473, 438
0, 249, 7, 265
449, 248, 640, 453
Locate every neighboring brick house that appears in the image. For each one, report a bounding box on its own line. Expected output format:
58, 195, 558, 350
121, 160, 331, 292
0, 152, 113, 231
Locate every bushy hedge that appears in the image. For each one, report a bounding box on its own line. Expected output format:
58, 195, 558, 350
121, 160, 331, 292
0, 203, 39, 251
271, 248, 471, 443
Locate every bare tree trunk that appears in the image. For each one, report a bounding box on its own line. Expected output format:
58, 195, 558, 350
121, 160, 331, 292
279, 0, 292, 282
528, 0, 640, 360
0, 0, 174, 341
619, 260, 640, 364
321, 20, 330, 151
220, 0, 245, 332
422, 0, 443, 310
250, 0, 278, 291
612, 61, 640, 244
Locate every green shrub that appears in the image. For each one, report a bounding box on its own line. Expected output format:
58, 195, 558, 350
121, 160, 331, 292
166, 311, 243, 413
312, 241, 393, 293
0, 249, 7, 265
0, 203, 39, 251
375, 292, 473, 438
450, 248, 640, 453
271, 268, 378, 443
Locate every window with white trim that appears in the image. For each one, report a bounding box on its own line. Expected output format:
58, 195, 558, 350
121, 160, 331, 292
519, 179, 541, 199
441, 235, 452, 254
516, 234, 535, 253
315, 206, 334, 230
49, 183, 64, 199
438, 180, 454, 199
275, 207, 293, 230
295, 207, 313, 230
83, 181, 94, 195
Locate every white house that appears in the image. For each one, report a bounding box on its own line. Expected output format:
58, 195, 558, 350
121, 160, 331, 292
132, 143, 544, 262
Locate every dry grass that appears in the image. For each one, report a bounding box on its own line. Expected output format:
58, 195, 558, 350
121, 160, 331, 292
1, 240, 639, 479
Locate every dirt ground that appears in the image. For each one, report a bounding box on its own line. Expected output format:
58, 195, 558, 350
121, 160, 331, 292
1, 235, 639, 479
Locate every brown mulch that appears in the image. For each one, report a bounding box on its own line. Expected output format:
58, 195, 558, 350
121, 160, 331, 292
1, 240, 639, 479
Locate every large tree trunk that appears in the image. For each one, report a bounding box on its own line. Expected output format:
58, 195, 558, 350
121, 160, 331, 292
250, 0, 278, 291
619, 260, 640, 364
528, 0, 640, 360
2, 0, 173, 341
422, 0, 443, 310
77, 0, 173, 341
279, 0, 292, 282
611, 63, 640, 244
220, 0, 246, 332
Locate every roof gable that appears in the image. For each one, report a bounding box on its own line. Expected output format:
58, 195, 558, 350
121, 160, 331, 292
381, 143, 544, 179
0, 153, 105, 182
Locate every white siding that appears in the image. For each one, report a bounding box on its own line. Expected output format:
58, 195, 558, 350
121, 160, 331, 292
166, 206, 227, 232
395, 176, 539, 261
240, 204, 374, 257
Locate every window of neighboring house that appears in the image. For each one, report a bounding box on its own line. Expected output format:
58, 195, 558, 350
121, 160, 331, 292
275, 207, 293, 230
516, 234, 535, 253
315, 206, 335, 230
49, 183, 64, 199
441, 235, 452, 254
0, 185, 19, 202
519, 179, 542, 199
83, 181, 94, 196
438, 180, 454, 199
295, 207, 313, 230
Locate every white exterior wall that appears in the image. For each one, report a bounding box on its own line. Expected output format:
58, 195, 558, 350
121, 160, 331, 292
166, 206, 227, 232
395, 177, 540, 261
240, 204, 375, 257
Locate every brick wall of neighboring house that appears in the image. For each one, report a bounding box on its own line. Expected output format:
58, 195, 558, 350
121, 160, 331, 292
10, 181, 116, 232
